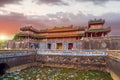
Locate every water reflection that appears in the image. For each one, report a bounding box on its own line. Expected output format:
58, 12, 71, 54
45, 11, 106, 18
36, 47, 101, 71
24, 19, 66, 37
1, 67, 113, 80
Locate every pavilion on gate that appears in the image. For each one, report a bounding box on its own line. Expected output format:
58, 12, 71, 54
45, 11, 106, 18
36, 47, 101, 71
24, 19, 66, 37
7, 19, 111, 50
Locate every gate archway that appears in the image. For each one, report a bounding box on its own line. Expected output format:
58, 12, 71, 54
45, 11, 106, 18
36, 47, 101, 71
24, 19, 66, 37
0, 63, 10, 76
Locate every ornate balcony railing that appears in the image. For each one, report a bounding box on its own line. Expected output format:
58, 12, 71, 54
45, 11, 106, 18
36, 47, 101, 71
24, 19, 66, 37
37, 50, 107, 56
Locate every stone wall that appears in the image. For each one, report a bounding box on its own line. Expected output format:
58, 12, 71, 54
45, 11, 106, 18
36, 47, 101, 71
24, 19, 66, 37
0, 54, 35, 68
0, 50, 37, 68
81, 38, 120, 50
7, 40, 39, 49
38, 37, 120, 50
36, 54, 106, 71
7, 37, 120, 50
106, 56, 120, 80
1, 50, 120, 80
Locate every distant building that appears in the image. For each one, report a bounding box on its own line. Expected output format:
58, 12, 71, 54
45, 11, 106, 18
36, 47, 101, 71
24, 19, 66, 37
7, 19, 112, 50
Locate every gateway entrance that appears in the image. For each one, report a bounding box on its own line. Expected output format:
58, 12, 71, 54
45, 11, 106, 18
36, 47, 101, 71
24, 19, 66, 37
68, 43, 73, 50
57, 43, 62, 50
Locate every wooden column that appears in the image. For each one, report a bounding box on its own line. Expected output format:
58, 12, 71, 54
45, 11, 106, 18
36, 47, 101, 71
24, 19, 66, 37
102, 33, 104, 37
86, 33, 88, 37
91, 33, 93, 38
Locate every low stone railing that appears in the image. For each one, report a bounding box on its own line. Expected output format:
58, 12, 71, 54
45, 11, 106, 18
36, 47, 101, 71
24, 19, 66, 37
0, 50, 37, 58
107, 50, 120, 59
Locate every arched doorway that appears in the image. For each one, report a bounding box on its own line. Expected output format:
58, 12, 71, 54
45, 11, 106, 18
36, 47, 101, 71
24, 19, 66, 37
68, 43, 73, 50
47, 43, 51, 49
0, 63, 10, 76
57, 43, 62, 50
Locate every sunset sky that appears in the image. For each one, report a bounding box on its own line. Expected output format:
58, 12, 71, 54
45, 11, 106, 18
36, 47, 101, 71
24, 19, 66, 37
0, 0, 120, 40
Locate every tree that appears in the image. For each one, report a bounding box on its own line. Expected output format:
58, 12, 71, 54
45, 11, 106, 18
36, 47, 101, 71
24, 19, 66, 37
0, 41, 7, 49
13, 34, 19, 40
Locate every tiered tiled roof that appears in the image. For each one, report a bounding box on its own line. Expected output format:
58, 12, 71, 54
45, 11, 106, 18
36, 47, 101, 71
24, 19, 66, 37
47, 26, 78, 33
17, 19, 111, 39
20, 26, 40, 33
88, 19, 105, 25
16, 32, 45, 39
46, 33, 85, 38
88, 19, 105, 28
87, 27, 111, 33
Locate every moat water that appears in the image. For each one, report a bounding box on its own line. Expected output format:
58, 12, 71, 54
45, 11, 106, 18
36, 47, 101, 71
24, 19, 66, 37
1, 67, 112, 80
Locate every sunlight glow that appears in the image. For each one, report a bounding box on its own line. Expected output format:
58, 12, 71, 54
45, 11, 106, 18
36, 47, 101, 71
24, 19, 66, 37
0, 35, 9, 41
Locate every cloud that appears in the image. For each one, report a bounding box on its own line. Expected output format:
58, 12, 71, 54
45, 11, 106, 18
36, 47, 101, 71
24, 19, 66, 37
0, 12, 91, 35
0, 12, 47, 35
88, 0, 109, 5
0, 0, 22, 7
34, 0, 68, 5
46, 12, 95, 27
0, 11, 120, 36
99, 13, 120, 35
76, 0, 109, 5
